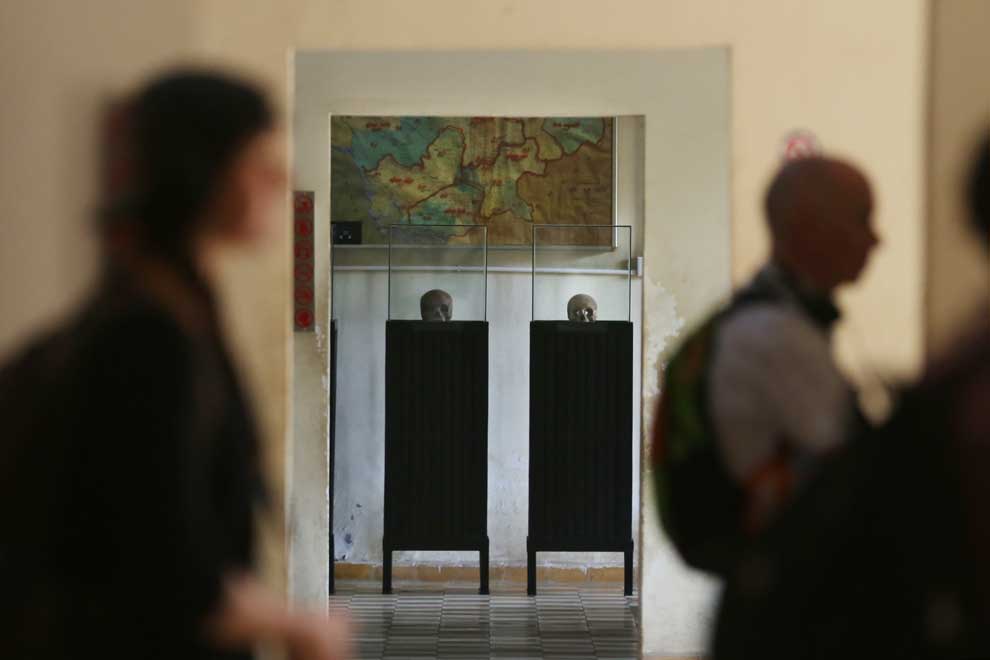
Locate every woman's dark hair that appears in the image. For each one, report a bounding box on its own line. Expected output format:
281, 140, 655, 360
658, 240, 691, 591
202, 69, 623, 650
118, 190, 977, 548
102, 70, 275, 256
968, 133, 990, 243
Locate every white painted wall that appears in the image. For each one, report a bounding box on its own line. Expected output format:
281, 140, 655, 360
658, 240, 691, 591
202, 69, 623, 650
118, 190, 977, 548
293, 50, 731, 654
330, 269, 643, 569
325, 117, 643, 569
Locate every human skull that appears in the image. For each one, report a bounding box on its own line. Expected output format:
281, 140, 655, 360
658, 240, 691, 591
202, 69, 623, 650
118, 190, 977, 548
420, 289, 453, 322
567, 294, 598, 323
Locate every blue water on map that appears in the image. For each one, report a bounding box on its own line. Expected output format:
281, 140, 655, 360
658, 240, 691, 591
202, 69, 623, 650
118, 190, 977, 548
347, 117, 451, 171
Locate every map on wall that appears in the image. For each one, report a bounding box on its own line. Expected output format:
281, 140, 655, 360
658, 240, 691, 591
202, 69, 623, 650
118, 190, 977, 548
331, 116, 614, 245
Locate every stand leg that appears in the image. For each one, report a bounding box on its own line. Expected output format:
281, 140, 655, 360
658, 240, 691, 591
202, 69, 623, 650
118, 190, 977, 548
624, 540, 634, 596
527, 538, 537, 596
383, 542, 392, 595
479, 537, 490, 595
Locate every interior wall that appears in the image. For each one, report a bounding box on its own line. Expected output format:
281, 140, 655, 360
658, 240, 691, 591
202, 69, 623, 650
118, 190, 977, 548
194, 0, 929, 386
329, 270, 643, 568
201, 0, 928, 376
316, 114, 643, 571
292, 48, 731, 653
926, 0, 990, 358
205, 5, 929, 654
0, 2, 931, 657
0, 1, 195, 354
0, 0, 293, 607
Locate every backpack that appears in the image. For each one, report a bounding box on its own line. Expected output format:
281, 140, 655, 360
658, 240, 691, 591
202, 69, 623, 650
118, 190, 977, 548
652, 292, 771, 575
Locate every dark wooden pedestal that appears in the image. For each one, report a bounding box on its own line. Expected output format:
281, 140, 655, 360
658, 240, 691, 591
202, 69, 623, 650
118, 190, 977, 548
383, 320, 490, 594
528, 320, 634, 596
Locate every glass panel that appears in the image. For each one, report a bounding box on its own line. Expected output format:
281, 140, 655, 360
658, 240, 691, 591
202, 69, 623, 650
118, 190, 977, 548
387, 224, 488, 321
532, 225, 632, 322
331, 236, 388, 323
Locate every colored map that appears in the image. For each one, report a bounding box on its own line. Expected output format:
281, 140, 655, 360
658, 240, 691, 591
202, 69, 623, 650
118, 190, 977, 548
331, 116, 613, 245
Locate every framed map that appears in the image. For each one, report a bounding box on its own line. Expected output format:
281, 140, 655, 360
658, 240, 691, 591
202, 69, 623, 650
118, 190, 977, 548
331, 116, 614, 246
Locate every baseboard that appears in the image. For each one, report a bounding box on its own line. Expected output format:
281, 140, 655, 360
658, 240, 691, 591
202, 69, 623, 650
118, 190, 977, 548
335, 562, 632, 585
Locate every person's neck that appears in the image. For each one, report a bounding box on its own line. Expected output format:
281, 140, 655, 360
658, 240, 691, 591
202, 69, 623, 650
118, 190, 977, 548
766, 258, 842, 329
769, 255, 835, 301
103, 237, 218, 335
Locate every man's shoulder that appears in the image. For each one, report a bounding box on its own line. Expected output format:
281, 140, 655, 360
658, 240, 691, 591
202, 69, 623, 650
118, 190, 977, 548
720, 300, 820, 348
709, 299, 836, 380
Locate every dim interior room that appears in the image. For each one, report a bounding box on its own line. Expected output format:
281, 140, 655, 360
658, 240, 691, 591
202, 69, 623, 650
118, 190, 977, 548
291, 49, 729, 653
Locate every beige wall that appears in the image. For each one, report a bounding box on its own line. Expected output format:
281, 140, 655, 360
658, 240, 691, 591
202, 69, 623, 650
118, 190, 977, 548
196, 0, 928, 374
197, 7, 929, 653
192, 0, 929, 428
926, 0, 990, 358
0, 0, 195, 354
0, 1, 929, 656
292, 50, 731, 653
0, 0, 291, 595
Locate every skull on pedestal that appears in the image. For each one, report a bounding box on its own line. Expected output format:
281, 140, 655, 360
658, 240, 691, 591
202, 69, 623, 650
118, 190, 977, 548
420, 289, 453, 322
567, 294, 598, 323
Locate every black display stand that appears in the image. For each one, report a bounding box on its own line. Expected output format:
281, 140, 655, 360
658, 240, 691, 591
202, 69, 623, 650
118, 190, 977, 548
329, 320, 337, 595
528, 320, 634, 596
383, 320, 490, 594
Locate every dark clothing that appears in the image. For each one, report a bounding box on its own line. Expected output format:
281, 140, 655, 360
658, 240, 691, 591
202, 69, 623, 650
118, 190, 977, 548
712, 319, 990, 659
0, 267, 265, 660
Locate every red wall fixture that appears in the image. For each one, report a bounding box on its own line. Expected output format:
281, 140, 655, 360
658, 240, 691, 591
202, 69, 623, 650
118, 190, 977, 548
293, 191, 315, 332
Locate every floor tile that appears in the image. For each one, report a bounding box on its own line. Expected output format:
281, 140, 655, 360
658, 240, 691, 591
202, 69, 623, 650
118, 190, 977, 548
331, 581, 639, 659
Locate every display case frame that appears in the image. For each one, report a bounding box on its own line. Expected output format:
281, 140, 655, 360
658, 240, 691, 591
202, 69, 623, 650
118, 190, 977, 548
387, 224, 488, 323
527, 224, 635, 596
530, 224, 633, 323
382, 224, 491, 594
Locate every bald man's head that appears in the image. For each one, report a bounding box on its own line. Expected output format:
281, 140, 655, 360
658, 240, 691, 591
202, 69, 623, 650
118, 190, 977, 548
765, 157, 872, 235
764, 156, 878, 291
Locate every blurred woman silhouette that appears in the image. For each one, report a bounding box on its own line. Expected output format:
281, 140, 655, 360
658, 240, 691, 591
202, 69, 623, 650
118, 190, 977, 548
0, 71, 348, 660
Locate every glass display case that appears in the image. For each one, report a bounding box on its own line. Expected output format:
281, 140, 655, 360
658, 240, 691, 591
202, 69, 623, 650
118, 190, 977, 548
382, 221, 491, 595
531, 224, 632, 322
387, 224, 488, 322
330, 230, 388, 324
527, 223, 634, 596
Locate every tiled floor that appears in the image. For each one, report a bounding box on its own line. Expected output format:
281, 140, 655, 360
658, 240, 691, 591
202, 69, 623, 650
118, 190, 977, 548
330, 581, 640, 659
